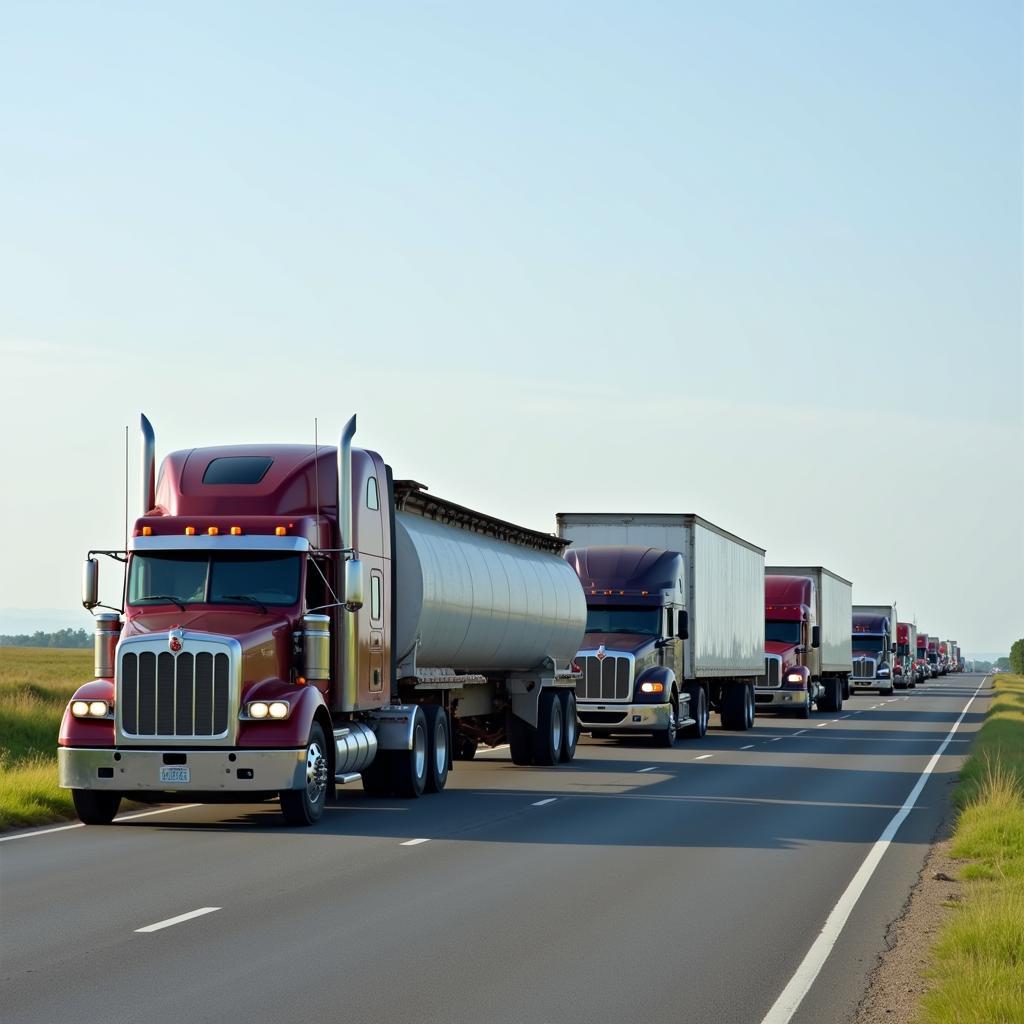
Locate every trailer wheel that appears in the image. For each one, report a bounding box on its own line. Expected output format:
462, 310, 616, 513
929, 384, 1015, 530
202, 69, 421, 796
71, 789, 121, 825
721, 682, 754, 731
533, 689, 563, 766
654, 689, 679, 747
558, 690, 578, 762
682, 685, 708, 739
842, 678, 851, 701
424, 704, 450, 793
453, 734, 478, 761
280, 722, 329, 826
817, 678, 841, 713
507, 709, 534, 765
392, 705, 429, 798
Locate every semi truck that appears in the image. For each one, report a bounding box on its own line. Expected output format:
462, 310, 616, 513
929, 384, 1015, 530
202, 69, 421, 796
851, 604, 897, 694
59, 415, 587, 827
556, 513, 765, 744
927, 636, 942, 675
756, 566, 853, 716
895, 621, 918, 688
915, 631, 933, 679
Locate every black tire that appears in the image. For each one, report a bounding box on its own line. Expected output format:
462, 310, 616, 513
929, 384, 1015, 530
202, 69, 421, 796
453, 733, 478, 761
533, 689, 563, 766
681, 685, 708, 739
359, 753, 392, 797
423, 704, 450, 794
794, 687, 812, 719
818, 677, 842, 713
507, 709, 534, 765
654, 689, 679, 747
281, 721, 329, 826
71, 789, 121, 825
721, 682, 754, 731
558, 690, 578, 763
842, 678, 851, 701
391, 705, 429, 798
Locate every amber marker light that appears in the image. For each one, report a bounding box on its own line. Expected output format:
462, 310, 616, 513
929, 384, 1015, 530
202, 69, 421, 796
185, 526, 196, 536
207, 526, 219, 536
230, 526, 242, 535
141, 526, 153, 536
639, 681, 664, 694
275, 526, 287, 536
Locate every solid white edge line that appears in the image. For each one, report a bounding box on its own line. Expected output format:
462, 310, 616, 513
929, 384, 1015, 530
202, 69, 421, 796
135, 906, 221, 933
758, 674, 989, 1024
400, 837, 431, 846
532, 797, 558, 806
0, 803, 203, 844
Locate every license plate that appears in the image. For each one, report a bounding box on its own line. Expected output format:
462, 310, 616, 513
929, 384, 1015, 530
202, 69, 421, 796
159, 766, 190, 785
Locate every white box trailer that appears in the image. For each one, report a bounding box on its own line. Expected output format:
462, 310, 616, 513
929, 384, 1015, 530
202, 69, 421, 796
767, 566, 853, 673
556, 513, 765, 737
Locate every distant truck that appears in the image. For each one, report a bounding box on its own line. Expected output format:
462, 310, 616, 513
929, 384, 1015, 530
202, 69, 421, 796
915, 630, 933, 680
757, 567, 853, 716
60, 415, 588, 827
557, 513, 765, 744
895, 622, 918, 688
927, 636, 942, 676
851, 604, 897, 694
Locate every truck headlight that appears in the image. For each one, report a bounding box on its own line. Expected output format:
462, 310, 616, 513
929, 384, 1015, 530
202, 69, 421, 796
785, 673, 804, 684
877, 668, 890, 677
71, 699, 110, 718
639, 681, 664, 694
248, 701, 269, 719
246, 700, 291, 720
268, 701, 290, 719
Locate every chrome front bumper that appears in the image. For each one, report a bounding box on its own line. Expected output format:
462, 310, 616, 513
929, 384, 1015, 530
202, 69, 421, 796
58, 747, 307, 792
576, 702, 672, 733
851, 678, 892, 690
755, 689, 806, 707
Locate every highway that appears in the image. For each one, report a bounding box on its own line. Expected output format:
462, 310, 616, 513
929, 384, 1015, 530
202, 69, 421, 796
1, 674, 989, 1024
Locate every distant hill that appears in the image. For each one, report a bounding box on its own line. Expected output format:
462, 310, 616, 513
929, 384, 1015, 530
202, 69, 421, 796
0, 628, 92, 649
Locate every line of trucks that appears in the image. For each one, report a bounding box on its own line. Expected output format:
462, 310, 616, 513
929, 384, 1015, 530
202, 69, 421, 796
58, 416, 965, 826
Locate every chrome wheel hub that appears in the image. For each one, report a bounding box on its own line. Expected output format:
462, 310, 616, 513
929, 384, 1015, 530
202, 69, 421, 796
305, 741, 327, 801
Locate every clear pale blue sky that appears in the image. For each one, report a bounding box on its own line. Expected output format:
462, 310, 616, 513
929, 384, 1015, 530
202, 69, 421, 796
2, 2, 1021, 653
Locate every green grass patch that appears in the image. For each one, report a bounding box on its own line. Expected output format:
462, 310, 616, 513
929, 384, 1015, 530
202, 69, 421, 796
921, 674, 1024, 1024
0, 647, 91, 829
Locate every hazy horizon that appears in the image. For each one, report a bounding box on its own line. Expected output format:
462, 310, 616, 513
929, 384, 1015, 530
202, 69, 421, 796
2, 3, 1021, 652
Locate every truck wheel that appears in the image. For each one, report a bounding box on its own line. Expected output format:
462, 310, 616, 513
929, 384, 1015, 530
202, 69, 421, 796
533, 689, 563, 766
818, 678, 840, 713
281, 722, 329, 826
392, 705, 429, 798
507, 709, 534, 766
453, 733, 478, 761
558, 690, 578, 762
795, 687, 812, 719
654, 689, 679, 747
682, 685, 707, 739
424, 704, 450, 793
721, 683, 754, 731
71, 789, 122, 825
842, 678, 851, 701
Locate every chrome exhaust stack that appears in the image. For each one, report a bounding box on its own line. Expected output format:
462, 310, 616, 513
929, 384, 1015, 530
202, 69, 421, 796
93, 612, 122, 679
337, 415, 362, 713
140, 414, 156, 516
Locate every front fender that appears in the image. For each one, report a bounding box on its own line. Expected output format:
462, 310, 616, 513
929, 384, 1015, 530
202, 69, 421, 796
781, 665, 811, 689
237, 683, 328, 748
633, 665, 676, 703
58, 679, 116, 747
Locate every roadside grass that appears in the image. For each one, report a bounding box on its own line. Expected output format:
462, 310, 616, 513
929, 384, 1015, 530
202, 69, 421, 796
921, 674, 1024, 1024
0, 647, 89, 828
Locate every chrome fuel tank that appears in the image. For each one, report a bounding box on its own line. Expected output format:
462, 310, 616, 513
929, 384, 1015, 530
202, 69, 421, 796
394, 511, 586, 675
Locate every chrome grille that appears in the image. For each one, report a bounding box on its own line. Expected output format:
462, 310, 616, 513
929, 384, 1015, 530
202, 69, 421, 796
756, 655, 782, 688
576, 654, 632, 701
120, 647, 231, 739
852, 657, 876, 680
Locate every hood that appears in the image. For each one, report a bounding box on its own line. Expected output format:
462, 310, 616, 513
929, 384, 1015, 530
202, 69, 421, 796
123, 608, 295, 689
765, 639, 800, 669
579, 632, 658, 657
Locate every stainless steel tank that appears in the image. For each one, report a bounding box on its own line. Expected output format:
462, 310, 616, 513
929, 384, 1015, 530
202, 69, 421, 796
394, 511, 586, 674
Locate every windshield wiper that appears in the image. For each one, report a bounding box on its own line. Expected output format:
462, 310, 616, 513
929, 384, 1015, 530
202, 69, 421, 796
221, 594, 269, 614
136, 594, 187, 611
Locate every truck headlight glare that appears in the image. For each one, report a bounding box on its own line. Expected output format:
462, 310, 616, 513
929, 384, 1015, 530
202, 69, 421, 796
72, 699, 109, 718
786, 673, 803, 684
71, 700, 90, 717
268, 701, 289, 719
88, 700, 109, 717
248, 701, 269, 719
639, 681, 664, 694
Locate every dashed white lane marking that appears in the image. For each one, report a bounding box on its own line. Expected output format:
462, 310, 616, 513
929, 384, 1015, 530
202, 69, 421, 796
637, 766, 657, 773
135, 907, 220, 933
400, 838, 431, 846
532, 798, 558, 806
815, 722, 828, 728
792, 730, 807, 736
840, 715, 852, 719
693, 754, 713, 760
0, 804, 203, 844
759, 675, 989, 1024
770, 737, 783, 742
740, 744, 755, 750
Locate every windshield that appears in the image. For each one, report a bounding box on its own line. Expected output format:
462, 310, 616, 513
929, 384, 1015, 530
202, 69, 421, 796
585, 607, 661, 636
765, 621, 801, 644
128, 552, 302, 608
852, 636, 883, 654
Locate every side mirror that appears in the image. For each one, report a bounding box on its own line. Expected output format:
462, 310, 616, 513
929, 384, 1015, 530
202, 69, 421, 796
344, 558, 364, 612
83, 558, 99, 609
811, 625, 821, 649
676, 609, 689, 640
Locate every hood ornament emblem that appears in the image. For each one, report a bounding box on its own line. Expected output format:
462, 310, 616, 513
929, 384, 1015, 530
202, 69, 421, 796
596, 645, 607, 661
169, 628, 184, 653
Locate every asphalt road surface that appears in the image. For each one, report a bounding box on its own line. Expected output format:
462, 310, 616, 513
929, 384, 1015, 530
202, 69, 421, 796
1, 674, 990, 1024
